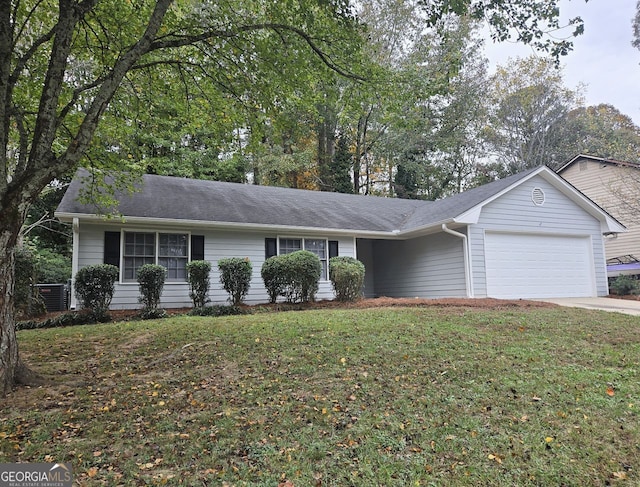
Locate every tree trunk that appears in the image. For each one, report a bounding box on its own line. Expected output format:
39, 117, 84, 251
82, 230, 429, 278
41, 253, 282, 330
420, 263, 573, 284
0, 206, 45, 396
0, 232, 19, 396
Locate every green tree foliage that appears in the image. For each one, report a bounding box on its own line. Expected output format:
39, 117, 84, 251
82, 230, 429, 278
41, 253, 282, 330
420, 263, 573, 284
36, 248, 72, 284
484, 56, 582, 174
550, 104, 640, 166
327, 136, 354, 193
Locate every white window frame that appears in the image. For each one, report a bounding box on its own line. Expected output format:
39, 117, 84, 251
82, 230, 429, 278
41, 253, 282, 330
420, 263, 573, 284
277, 236, 329, 281
121, 230, 191, 283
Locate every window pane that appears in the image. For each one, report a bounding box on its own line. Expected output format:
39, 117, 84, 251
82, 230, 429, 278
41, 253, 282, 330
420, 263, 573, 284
123, 233, 155, 280
304, 239, 326, 258
304, 239, 327, 280
159, 233, 187, 257
159, 233, 188, 281
279, 238, 302, 254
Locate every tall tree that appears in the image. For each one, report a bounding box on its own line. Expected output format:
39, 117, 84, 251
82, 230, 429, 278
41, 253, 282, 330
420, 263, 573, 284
550, 104, 640, 166
0, 0, 364, 395
0, 0, 587, 395
484, 56, 582, 173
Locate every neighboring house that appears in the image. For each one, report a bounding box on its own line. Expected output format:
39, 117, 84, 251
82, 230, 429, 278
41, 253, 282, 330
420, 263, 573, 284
557, 154, 639, 277
55, 166, 625, 309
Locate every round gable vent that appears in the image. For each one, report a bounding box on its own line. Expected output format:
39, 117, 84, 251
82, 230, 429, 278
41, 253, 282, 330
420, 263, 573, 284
532, 187, 545, 206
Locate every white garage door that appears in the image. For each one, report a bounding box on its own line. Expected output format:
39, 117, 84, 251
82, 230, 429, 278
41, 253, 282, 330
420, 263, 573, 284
485, 232, 595, 299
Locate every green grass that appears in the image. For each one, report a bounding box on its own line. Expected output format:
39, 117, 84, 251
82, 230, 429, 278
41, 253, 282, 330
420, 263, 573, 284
2, 305, 639, 486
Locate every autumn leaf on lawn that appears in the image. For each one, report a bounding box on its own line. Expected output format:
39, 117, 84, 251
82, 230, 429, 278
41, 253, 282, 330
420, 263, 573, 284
606, 386, 615, 397
488, 453, 502, 464
87, 467, 98, 478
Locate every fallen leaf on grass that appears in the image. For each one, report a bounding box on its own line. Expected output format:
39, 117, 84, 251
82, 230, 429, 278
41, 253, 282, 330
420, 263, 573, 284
488, 453, 502, 464
606, 386, 615, 397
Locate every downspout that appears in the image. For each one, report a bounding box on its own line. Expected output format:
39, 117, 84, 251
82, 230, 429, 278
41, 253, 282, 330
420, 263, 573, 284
442, 223, 474, 298
70, 218, 79, 310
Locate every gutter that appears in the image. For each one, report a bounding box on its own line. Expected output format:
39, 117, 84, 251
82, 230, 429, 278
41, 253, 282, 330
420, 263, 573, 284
54, 212, 410, 240
441, 223, 474, 298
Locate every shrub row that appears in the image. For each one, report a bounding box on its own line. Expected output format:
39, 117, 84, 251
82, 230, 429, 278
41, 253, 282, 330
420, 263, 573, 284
60, 252, 364, 321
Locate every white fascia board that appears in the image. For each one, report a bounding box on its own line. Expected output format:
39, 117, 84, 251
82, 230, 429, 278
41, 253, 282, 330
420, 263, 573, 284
54, 212, 401, 239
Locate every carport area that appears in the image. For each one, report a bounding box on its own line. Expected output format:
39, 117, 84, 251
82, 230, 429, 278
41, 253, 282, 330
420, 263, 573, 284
539, 297, 640, 316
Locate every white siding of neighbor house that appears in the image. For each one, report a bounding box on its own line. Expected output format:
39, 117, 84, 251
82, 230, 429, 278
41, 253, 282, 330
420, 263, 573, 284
469, 174, 609, 297
371, 232, 466, 298
75, 223, 355, 310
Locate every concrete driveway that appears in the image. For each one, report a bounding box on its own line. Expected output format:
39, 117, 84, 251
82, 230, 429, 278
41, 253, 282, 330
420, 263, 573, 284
538, 297, 640, 316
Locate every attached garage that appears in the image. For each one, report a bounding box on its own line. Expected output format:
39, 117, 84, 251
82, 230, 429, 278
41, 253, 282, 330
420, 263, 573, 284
484, 232, 596, 299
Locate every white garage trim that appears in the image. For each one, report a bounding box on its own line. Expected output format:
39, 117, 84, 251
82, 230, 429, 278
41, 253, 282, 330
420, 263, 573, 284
484, 232, 596, 299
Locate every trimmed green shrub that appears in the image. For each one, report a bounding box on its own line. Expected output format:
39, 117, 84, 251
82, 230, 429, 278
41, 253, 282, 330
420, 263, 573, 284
329, 256, 365, 302
261, 256, 286, 304
75, 264, 119, 317
186, 260, 211, 308
137, 264, 166, 310
262, 251, 321, 304
284, 250, 321, 303
218, 257, 252, 305
609, 275, 639, 296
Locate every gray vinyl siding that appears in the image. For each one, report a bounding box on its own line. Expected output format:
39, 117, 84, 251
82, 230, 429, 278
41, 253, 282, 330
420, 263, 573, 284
372, 233, 466, 298
75, 223, 355, 309
356, 239, 376, 298
469, 175, 608, 297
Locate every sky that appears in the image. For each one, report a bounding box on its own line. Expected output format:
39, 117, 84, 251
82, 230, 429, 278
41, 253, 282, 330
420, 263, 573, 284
482, 0, 640, 126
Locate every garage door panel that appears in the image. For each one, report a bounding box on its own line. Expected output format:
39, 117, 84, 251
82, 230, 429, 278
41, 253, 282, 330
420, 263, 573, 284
485, 233, 595, 299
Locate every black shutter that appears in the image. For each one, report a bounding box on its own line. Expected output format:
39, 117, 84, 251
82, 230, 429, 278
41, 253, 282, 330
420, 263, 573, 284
329, 240, 339, 259
104, 232, 121, 267
265, 238, 277, 259
191, 235, 205, 261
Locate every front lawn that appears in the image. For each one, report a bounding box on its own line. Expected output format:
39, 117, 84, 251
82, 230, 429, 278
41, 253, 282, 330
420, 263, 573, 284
2, 304, 639, 486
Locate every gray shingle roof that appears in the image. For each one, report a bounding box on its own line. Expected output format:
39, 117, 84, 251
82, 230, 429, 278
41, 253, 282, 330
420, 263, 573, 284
56, 167, 540, 235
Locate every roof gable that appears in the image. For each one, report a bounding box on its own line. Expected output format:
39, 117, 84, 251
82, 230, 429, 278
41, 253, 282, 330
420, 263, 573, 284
557, 154, 640, 174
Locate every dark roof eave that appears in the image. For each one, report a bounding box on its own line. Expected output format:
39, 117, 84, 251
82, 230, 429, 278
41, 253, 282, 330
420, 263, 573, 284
54, 211, 409, 239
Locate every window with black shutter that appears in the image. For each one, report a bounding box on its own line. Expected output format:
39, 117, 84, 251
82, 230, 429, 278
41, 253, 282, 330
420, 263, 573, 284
191, 235, 205, 261
104, 232, 121, 267
265, 238, 277, 259
329, 240, 339, 259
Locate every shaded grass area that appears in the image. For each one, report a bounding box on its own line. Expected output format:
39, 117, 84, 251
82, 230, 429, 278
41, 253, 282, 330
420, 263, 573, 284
2, 305, 639, 486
